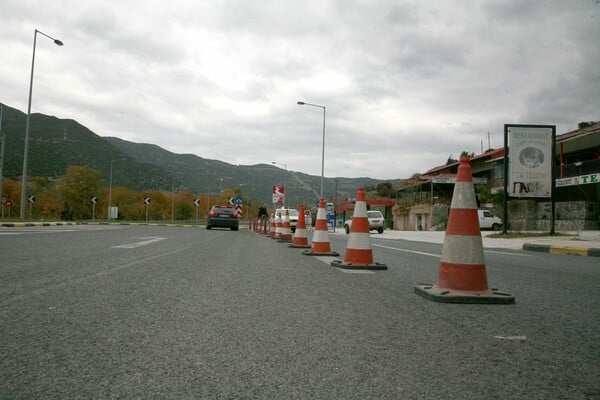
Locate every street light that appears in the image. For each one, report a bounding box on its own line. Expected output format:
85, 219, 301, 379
297, 101, 326, 198
108, 158, 124, 220
20, 29, 63, 220
271, 161, 287, 207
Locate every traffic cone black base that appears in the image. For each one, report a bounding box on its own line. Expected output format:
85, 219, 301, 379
414, 284, 515, 304
330, 259, 387, 270
303, 249, 340, 256
289, 243, 311, 249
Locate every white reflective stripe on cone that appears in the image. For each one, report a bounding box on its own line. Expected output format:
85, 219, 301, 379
312, 230, 330, 243
346, 232, 372, 250
440, 235, 485, 265
450, 182, 478, 209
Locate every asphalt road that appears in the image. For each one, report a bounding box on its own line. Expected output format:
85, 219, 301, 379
1, 225, 599, 399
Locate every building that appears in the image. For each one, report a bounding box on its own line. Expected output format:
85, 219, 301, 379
393, 123, 599, 231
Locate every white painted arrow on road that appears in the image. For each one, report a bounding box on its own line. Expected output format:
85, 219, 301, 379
112, 237, 166, 249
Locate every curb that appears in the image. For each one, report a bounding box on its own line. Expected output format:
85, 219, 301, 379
523, 243, 600, 257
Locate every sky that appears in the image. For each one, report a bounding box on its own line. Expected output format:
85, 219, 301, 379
1, 0, 599, 180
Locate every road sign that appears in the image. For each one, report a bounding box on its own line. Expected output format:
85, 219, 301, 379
194, 198, 200, 207
27, 196, 35, 203
235, 196, 243, 205
144, 197, 151, 205
228, 197, 234, 206
91, 196, 98, 204
272, 186, 284, 204
5, 199, 12, 207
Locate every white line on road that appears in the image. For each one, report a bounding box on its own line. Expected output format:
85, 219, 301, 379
494, 335, 527, 341
485, 250, 530, 257
372, 244, 530, 258
112, 237, 166, 248
373, 244, 440, 257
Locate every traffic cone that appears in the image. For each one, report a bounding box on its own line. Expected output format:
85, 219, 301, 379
289, 204, 310, 248
268, 213, 276, 238
254, 216, 261, 233
303, 198, 339, 256
331, 187, 387, 270
272, 211, 282, 239
278, 210, 293, 242
414, 156, 515, 304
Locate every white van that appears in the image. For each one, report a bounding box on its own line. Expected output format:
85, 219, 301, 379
274, 208, 312, 232
478, 209, 502, 231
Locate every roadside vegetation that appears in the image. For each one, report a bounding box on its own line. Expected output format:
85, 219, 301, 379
1, 166, 254, 221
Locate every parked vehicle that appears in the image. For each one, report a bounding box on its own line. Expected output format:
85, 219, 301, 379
274, 208, 312, 232
344, 210, 385, 234
206, 205, 239, 230
274, 208, 298, 232
478, 209, 502, 230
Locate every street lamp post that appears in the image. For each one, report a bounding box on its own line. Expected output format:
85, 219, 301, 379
20, 29, 63, 220
108, 158, 124, 220
297, 101, 326, 198
271, 161, 287, 207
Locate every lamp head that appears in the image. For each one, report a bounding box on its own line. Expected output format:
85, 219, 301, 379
54, 39, 64, 46
297, 101, 305, 105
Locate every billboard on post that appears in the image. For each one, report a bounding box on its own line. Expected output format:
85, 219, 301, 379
506, 125, 555, 198
272, 185, 285, 204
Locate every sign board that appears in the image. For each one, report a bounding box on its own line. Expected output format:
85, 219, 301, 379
228, 197, 234, 206
556, 173, 599, 188
235, 196, 243, 205
272, 185, 285, 204
27, 195, 35, 203
194, 198, 200, 207
91, 196, 98, 204
109, 206, 118, 219
506, 125, 555, 198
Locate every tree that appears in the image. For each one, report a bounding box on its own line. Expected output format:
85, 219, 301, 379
376, 182, 393, 197
61, 166, 104, 220
578, 121, 599, 129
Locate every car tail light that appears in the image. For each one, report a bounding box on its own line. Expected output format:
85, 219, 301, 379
209, 211, 216, 217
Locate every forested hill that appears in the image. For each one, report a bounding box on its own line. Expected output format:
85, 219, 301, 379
1, 102, 400, 205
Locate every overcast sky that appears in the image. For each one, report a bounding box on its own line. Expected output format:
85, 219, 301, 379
1, 0, 599, 179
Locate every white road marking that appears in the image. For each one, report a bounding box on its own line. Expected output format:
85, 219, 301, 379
373, 244, 440, 257
334, 269, 376, 274
494, 335, 527, 341
112, 237, 166, 248
485, 250, 530, 257
372, 244, 530, 258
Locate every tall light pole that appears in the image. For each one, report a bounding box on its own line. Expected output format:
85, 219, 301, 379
108, 158, 124, 220
271, 161, 287, 207
297, 101, 326, 198
20, 29, 63, 220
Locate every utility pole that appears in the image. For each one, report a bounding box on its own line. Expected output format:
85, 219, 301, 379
0, 106, 4, 218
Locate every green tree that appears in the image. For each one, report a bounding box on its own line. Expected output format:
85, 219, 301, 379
376, 182, 393, 197
61, 166, 104, 220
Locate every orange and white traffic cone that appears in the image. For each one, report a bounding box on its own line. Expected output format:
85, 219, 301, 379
414, 156, 515, 304
289, 204, 310, 248
268, 213, 276, 238
331, 187, 387, 270
272, 211, 282, 239
278, 210, 293, 242
303, 198, 339, 256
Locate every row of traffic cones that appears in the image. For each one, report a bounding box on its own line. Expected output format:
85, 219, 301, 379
255, 156, 514, 304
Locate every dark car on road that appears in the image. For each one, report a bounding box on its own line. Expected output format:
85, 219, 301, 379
206, 205, 239, 230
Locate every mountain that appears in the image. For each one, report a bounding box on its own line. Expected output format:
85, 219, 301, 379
0, 102, 400, 205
